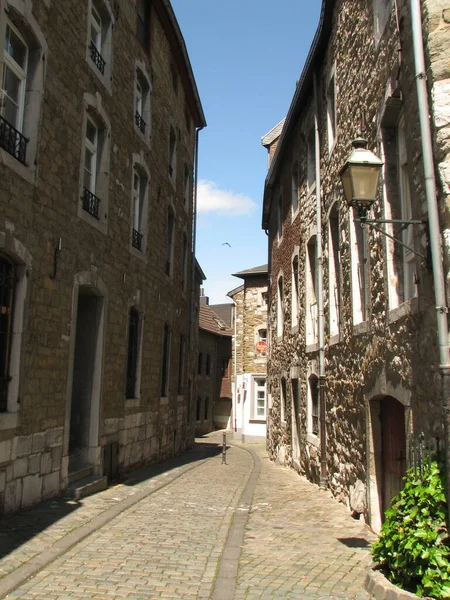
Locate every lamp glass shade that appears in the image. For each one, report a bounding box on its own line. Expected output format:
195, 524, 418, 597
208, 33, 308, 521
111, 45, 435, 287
340, 145, 383, 210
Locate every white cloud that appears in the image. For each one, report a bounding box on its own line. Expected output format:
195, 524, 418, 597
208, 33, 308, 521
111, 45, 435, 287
197, 180, 257, 216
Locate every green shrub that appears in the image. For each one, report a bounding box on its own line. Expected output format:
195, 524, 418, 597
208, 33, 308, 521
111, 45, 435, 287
372, 459, 450, 599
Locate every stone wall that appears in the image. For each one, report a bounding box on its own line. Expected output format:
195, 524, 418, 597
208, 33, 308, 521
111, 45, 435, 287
264, 0, 447, 528
0, 0, 202, 513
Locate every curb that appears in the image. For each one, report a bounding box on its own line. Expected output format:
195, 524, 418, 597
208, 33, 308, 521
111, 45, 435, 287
365, 568, 424, 600
0, 444, 219, 599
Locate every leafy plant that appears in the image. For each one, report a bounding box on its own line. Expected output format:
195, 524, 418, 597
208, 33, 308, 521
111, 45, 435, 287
372, 459, 450, 599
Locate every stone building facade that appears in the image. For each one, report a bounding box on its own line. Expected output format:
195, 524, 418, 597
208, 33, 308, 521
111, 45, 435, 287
0, 0, 205, 513
262, 0, 450, 530
195, 297, 232, 436
228, 265, 268, 443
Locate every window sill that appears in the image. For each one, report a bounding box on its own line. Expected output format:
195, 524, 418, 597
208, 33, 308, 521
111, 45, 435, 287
78, 203, 108, 235
134, 123, 151, 148
307, 433, 320, 447
328, 136, 338, 157
86, 53, 112, 95
130, 244, 148, 262
249, 419, 266, 424
0, 411, 19, 431
328, 332, 341, 346
291, 324, 299, 335
291, 206, 299, 223
125, 397, 140, 409
277, 234, 283, 248
307, 182, 316, 197
305, 342, 319, 354
0, 149, 36, 184
352, 320, 370, 336
388, 297, 418, 325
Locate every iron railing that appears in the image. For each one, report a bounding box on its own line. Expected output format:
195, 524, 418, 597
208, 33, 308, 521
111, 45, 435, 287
89, 41, 106, 75
135, 111, 146, 135
82, 187, 100, 219
132, 228, 143, 251
0, 115, 27, 164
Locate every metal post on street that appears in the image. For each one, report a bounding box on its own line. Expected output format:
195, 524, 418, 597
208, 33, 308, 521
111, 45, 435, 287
221, 432, 227, 465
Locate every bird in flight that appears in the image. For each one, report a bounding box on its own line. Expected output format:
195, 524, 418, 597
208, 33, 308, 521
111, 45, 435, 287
222, 242, 231, 247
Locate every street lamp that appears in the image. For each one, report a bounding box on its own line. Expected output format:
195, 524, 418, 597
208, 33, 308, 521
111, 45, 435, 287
339, 136, 384, 219
339, 136, 428, 262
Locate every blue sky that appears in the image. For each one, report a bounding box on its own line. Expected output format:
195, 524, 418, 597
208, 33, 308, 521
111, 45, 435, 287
171, 1, 322, 304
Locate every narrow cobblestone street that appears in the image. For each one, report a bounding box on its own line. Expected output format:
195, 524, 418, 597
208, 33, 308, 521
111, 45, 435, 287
0, 435, 375, 600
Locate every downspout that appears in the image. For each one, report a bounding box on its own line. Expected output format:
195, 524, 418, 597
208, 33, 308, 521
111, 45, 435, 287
189, 125, 204, 429
230, 299, 238, 432
313, 72, 327, 488
410, 0, 450, 506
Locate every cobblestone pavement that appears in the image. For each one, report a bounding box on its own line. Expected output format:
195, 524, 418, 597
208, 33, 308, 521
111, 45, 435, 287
1, 436, 376, 599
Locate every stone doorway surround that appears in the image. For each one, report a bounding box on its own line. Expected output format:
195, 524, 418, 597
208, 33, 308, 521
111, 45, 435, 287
62, 272, 107, 488
365, 369, 411, 533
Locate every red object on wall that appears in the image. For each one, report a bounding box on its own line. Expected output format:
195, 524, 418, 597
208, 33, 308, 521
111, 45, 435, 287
256, 341, 268, 354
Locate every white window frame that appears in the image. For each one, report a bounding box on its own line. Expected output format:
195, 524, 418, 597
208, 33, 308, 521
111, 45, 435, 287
373, 0, 391, 42
350, 210, 369, 325
2, 21, 28, 132
307, 128, 316, 193
168, 125, 177, 186
277, 274, 284, 340
280, 377, 287, 424
306, 236, 318, 346
253, 377, 266, 420
326, 68, 337, 153
86, 0, 114, 93
277, 194, 283, 243
130, 152, 150, 257
84, 115, 98, 194
134, 62, 152, 143
328, 204, 340, 338
291, 162, 299, 218
291, 252, 299, 330
307, 373, 320, 442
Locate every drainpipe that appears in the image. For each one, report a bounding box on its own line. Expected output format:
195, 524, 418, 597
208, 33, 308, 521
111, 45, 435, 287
410, 0, 450, 506
189, 125, 204, 429
230, 299, 238, 433
313, 73, 327, 488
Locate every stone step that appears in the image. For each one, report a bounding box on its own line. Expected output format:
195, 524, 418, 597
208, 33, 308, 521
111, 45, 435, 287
68, 465, 93, 484
67, 475, 107, 501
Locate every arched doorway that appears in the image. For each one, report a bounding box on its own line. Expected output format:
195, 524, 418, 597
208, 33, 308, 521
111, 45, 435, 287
370, 395, 407, 525
380, 396, 407, 513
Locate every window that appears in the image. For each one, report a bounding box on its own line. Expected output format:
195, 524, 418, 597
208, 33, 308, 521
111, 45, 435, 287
125, 308, 140, 399
168, 125, 177, 182
136, 0, 151, 49
135, 66, 151, 140
306, 236, 318, 345
309, 374, 319, 436
1, 22, 28, 163
0, 257, 15, 412
256, 328, 267, 357
181, 233, 188, 292
277, 194, 283, 241
292, 255, 299, 329
254, 378, 266, 420
166, 207, 175, 276
374, 0, 391, 41
0, 14, 46, 172
350, 213, 369, 325
160, 323, 171, 397
184, 164, 191, 209
131, 167, 148, 252
277, 275, 284, 339
328, 205, 340, 337
198, 352, 203, 375
261, 291, 268, 307
280, 377, 287, 423
178, 335, 185, 395
83, 116, 100, 218
87, 0, 113, 88
205, 354, 211, 377
398, 116, 416, 302
204, 396, 209, 421
221, 358, 229, 378
327, 72, 336, 152
307, 128, 315, 191
291, 163, 299, 215
196, 396, 201, 422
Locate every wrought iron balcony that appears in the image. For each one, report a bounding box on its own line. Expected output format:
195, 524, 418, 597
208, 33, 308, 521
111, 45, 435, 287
132, 228, 143, 251
89, 41, 106, 75
0, 115, 27, 164
82, 187, 101, 219
135, 111, 146, 135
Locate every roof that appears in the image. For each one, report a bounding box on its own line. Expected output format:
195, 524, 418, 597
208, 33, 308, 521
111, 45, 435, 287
210, 303, 233, 328
199, 304, 233, 337
232, 264, 268, 279
261, 119, 286, 148
227, 284, 244, 298
158, 0, 206, 128
262, 0, 333, 229
195, 259, 206, 282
